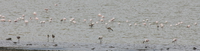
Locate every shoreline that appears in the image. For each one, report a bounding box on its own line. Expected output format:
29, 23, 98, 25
0, 40, 198, 51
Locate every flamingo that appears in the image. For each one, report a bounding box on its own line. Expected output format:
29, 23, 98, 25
118, 22, 120, 26
45, 8, 48, 12
63, 18, 66, 21
187, 25, 190, 28
98, 36, 103, 44
134, 23, 137, 26
146, 19, 148, 22
2, 16, 5, 18
8, 20, 11, 22
89, 23, 94, 28
101, 15, 105, 18
25, 20, 28, 25
172, 38, 177, 45
194, 22, 197, 26
143, 23, 146, 26
160, 23, 164, 28
98, 13, 102, 17
55, 4, 58, 6
129, 24, 132, 27
22, 14, 25, 17
1, 19, 6, 22
143, 39, 149, 44
143, 39, 149, 48
100, 19, 104, 22
33, 12, 36, 17
83, 19, 86, 22
165, 21, 168, 23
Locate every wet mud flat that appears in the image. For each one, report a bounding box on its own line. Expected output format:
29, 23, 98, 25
0, 40, 198, 51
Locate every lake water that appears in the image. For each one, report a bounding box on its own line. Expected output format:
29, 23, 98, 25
0, 0, 199, 51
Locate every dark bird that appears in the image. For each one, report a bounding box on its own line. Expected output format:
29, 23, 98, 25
47, 35, 49, 42
89, 23, 94, 28
52, 35, 55, 42
193, 47, 197, 50
17, 36, 20, 43
107, 27, 113, 32
6, 38, 12, 40
166, 48, 169, 50
60, 19, 63, 22
91, 47, 95, 50
157, 25, 159, 28
13, 42, 17, 44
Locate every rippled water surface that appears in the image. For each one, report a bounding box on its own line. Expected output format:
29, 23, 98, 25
0, 0, 200, 51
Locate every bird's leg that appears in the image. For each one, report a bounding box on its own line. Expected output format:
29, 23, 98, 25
100, 39, 102, 44
52, 38, 54, 43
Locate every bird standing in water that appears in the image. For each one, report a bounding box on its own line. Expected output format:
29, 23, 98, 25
52, 35, 55, 42
47, 35, 49, 42
17, 36, 20, 43
107, 27, 113, 32
143, 39, 149, 48
172, 38, 177, 45
89, 23, 94, 28
98, 36, 103, 44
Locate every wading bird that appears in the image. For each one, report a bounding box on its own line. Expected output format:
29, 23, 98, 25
47, 35, 49, 42
52, 35, 55, 42
107, 27, 113, 32
98, 36, 103, 44
17, 36, 20, 43
172, 38, 177, 45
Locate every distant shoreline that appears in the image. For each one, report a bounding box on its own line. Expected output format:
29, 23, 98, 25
0, 40, 198, 51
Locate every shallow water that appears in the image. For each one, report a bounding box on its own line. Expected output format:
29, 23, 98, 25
0, 0, 200, 51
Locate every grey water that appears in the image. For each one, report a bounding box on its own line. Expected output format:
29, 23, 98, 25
0, 0, 199, 51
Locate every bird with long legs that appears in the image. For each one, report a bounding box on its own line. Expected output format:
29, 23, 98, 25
45, 8, 48, 13
172, 38, 177, 45
98, 36, 103, 44
107, 27, 113, 32
33, 12, 36, 17
89, 23, 94, 28
24, 20, 28, 26
143, 39, 149, 48
47, 35, 49, 42
17, 36, 20, 43
52, 35, 55, 42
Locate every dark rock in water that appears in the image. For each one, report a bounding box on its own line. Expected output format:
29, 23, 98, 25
6, 38, 12, 40
193, 47, 197, 50
109, 46, 115, 48
91, 47, 95, 50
